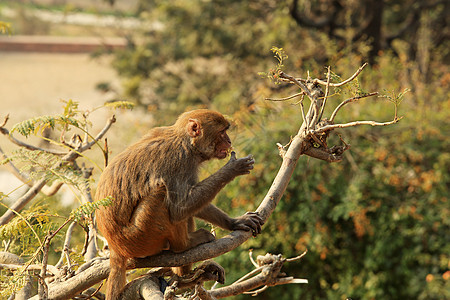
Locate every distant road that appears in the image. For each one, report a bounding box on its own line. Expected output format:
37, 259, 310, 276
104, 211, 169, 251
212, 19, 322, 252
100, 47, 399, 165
0, 35, 127, 53
0, 6, 163, 52
1, 7, 142, 29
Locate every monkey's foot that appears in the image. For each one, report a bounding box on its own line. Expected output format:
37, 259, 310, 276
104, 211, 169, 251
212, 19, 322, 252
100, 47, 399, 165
194, 260, 225, 284
171, 260, 225, 290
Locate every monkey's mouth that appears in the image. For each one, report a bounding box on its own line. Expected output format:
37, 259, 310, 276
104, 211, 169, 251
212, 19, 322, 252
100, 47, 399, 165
217, 149, 228, 159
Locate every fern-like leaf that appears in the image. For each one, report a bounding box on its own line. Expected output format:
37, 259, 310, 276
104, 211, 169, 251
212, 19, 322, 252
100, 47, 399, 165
9, 148, 91, 193
10, 112, 84, 138
70, 196, 113, 222
62, 99, 79, 118
104, 100, 135, 110
11, 115, 56, 137
0, 269, 28, 299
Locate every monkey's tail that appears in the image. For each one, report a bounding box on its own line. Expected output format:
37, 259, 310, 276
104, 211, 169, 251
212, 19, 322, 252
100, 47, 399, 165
106, 250, 127, 300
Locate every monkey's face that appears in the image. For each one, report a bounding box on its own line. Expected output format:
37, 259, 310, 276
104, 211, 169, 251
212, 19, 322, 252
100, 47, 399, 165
183, 109, 232, 160
214, 128, 232, 159
194, 123, 231, 160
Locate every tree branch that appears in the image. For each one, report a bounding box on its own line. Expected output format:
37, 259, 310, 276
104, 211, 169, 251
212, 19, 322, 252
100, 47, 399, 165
329, 92, 378, 122
0, 116, 117, 225
310, 63, 368, 87
0, 145, 64, 196
310, 118, 401, 134
0, 115, 66, 156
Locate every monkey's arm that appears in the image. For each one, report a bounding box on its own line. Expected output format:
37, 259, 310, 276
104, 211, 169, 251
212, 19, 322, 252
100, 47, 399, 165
196, 204, 263, 236
195, 204, 233, 230
169, 153, 254, 222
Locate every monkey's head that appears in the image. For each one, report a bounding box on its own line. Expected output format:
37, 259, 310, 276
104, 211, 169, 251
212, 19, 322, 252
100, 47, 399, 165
176, 109, 232, 160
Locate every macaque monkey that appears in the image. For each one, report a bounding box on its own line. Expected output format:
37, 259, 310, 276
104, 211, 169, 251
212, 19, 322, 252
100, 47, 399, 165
96, 109, 263, 299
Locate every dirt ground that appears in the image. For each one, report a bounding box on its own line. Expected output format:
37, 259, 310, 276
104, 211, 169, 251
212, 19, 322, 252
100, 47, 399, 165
0, 51, 155, 150
0, 52, 119, 124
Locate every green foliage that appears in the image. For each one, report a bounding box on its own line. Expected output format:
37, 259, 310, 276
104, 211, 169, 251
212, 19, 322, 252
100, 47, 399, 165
0, 100, 133, 298
215, 53, 448, 299
104, 100, 135, 110
0, 21, 12, 35
379, 88, 410, 119
5, 148, 90, 193
258, 47, 288, 84
9, 99, 103, 139
109, 0, 301, 121
0, 268, 28, 299
70, 196, 113, 222
0, 204, 54, 255
11, 115, 60, 138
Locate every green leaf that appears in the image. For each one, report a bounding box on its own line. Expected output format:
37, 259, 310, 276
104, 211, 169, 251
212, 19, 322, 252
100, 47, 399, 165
70, 196, 113, 222
104, 100, 135, 110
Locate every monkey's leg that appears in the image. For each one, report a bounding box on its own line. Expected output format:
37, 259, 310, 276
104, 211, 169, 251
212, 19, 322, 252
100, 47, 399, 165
169, 218, 215, 276
122, 191, 169, 257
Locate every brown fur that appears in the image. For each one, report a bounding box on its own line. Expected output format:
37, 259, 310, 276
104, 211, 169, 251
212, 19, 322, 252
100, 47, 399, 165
96, 109, 263, 299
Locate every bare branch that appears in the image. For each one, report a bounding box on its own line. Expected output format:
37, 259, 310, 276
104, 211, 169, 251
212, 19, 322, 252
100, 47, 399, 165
286, 249, 308, 262
330, 92, 378, 122
209, 253, 307, 299
233, 266, 265, 285
29, 259, 110, 300
243, 285, 268, 296
0, 178, 48, 226
298, 94, 308, 130
41, 181, 64, 196
55, 222, 77, 269
310, 63, 368, 87
0, 263, 61, 277
265, 92, 303, 102
248, 250, 258, 268
0, 114, 9, 128
311, 118, 401, 134
38, 235, 51, 299
279, 72, 314, 100
80, 115, 116, 152
318, 66, 331, 121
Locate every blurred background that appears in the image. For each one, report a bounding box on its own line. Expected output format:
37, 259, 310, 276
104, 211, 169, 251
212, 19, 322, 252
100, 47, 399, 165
0, 0, 448, 299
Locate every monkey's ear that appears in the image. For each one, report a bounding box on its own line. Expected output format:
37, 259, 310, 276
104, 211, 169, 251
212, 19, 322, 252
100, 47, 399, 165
187, 118, 203, 137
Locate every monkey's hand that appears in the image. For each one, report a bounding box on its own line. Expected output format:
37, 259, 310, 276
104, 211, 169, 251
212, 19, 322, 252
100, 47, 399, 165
223, 151, 255, 177
231, 212, 264, 237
